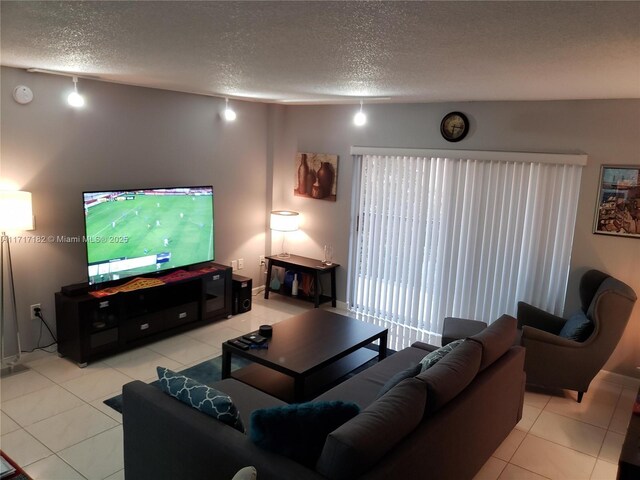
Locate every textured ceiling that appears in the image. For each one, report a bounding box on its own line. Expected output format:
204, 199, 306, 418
1, 1, 639, 103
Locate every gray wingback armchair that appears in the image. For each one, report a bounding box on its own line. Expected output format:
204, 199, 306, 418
517, 269, 637, 402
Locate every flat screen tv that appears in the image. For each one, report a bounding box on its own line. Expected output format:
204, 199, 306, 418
83, 186, 214, 285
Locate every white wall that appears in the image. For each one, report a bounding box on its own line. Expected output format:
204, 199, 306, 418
1, 66, 269, 354
272, 100, 640, 377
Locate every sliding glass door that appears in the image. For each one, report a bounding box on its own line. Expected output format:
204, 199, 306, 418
349, 150, 584, 349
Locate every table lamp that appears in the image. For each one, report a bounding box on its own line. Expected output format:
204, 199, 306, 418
270, 210, 299, 258
1, 190, 34, 376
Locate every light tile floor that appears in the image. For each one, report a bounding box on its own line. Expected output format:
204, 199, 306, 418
473, 369, 638, 480
0, 295, 637, 480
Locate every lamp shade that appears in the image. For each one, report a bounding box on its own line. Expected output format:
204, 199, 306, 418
270, 210, 299, 232
0, 190, 34, 231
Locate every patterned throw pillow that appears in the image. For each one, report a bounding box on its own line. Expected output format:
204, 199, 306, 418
156, 366, 245, 433
419, 339, 465, 372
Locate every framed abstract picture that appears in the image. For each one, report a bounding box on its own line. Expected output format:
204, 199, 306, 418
294, 152, 338, 202
593, 165, 640, 238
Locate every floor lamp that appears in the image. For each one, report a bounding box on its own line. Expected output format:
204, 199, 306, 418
1, 190, 34, 377
270, 210, 299, 258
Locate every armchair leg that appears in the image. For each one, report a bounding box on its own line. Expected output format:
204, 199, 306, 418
577, 391, 584, 403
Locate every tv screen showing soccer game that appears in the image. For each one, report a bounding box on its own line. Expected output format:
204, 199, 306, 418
83, 186, 214, 285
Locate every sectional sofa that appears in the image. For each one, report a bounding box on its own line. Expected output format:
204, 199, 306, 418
123, 315, 525, 479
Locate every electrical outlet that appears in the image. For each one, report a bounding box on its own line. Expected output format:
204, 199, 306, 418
259, 255, 265, 266
30, 303, 41, 320
231, 260, 238, 271
238, 258, 244, 270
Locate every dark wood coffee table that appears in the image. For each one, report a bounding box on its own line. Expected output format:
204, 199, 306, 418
221, 309, 388, 402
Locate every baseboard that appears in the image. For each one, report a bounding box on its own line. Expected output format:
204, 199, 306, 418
335, 300, 349, 311
253, 285, 347, 310
598, 369, 640, 388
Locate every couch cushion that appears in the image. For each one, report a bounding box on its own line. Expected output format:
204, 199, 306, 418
442, 317, 488, 345
316, 377, 426, 480
377, 363, 421, 398
559, 311, 593, 342
313, 346, 428, 409
419, 339, 465, 372
468, 314, 517, 371
212, 378, 287, 427
157, 367, 245, 432
250, 401, 360, 468
411, 341, 437, 352
415, 339, 482, 414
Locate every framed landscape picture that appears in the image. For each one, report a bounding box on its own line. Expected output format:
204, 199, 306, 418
593, 165, 640, 238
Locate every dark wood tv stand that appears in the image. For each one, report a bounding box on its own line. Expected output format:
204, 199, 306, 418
55, 263, 232, 366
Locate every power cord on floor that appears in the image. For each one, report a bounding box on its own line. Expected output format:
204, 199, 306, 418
252, 286, 266, 297
21, 308, 58, 353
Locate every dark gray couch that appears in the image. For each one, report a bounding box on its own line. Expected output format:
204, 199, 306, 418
123, 315, 525, 480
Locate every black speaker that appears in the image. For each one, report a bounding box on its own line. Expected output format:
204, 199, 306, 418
232, 274, 252, 315
61, 282, 90, 296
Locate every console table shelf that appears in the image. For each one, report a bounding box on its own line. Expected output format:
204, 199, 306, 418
264, 254, 339, 308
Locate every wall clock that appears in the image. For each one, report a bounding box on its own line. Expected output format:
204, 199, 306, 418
440, 111, 469, 142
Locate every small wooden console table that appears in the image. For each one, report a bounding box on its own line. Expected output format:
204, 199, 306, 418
264, 254, 339, 307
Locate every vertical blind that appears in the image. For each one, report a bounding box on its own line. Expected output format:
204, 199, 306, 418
349, 152, 584, 349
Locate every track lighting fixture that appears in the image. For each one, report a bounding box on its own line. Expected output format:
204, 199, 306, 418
224, 98, 236, 121
67, 76, 85, 108
354, 100, 367, 126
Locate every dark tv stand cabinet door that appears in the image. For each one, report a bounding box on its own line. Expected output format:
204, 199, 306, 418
55, 263, 232, 366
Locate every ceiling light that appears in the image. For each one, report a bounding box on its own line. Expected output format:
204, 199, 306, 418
354, 100, 367, 126
224, 98, 236, 121
67, 76, 85, 108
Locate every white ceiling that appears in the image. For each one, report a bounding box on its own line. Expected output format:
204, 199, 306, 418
1, 1, 639, 104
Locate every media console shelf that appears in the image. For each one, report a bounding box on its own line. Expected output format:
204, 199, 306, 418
264, 254, 338, 308
55, 263, 232, 366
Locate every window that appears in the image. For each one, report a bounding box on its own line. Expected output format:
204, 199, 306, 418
348, 148, 586, 349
